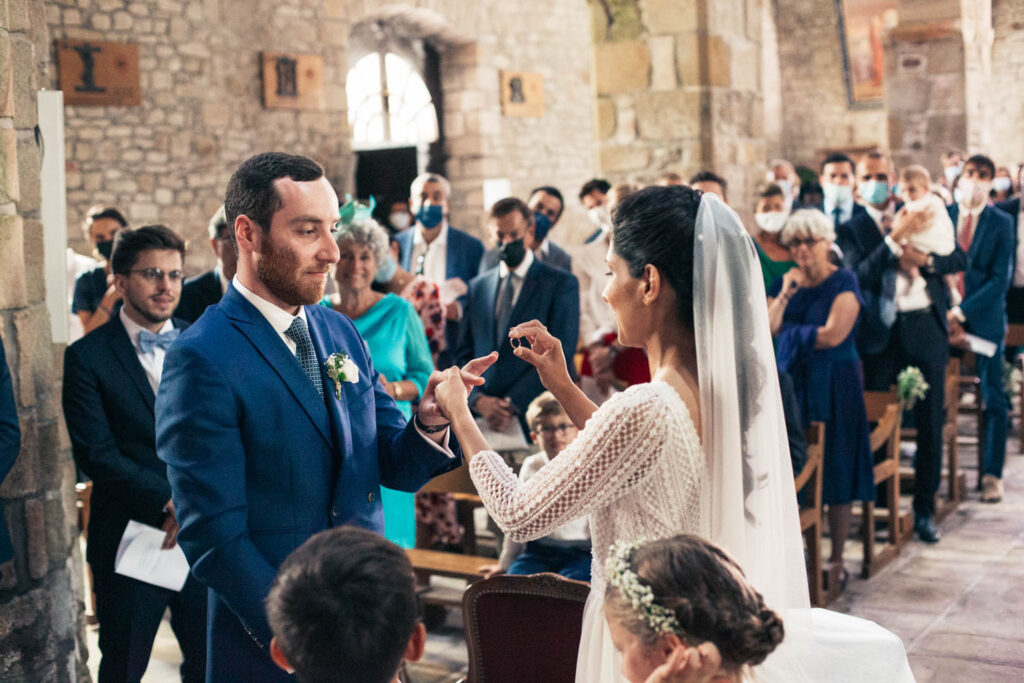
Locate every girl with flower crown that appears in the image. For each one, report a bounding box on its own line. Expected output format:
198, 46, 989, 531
435, 186, 914, 682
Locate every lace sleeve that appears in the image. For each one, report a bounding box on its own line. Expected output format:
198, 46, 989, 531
469, 384, 672, 542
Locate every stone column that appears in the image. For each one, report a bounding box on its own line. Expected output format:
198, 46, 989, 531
885, 0, 993, 172
591, 0, 765, 222
0, 1, 88, 679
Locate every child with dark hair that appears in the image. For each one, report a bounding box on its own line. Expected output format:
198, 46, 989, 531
603, 534, 783, 683
266, 527, 426, 683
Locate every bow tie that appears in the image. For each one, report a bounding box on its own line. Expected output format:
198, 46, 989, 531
138, 328, 179, 354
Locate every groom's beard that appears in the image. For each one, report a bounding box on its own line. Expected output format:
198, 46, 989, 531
256, 236, 330, 306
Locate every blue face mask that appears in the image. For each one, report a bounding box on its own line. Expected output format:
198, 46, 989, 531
416, 204, 444, 229
533, 212, 553, 242
374, 253, 398, 284
859, 180, 890, 205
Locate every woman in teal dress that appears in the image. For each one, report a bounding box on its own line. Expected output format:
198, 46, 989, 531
328, 216, 434, 548
753, 183, 796, 291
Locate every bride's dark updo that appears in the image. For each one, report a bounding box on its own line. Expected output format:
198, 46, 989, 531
604, 534, 784, 669
612, 185, 702, 330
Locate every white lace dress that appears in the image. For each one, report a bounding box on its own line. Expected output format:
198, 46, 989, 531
469, 381, 709, 683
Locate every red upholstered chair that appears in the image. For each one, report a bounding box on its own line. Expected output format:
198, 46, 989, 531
462, 573, 591, 683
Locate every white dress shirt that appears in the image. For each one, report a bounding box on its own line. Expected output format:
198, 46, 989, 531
119, 308, 175, 394
497, 450, 591, 569
570, 234, 617, 345
232, 276, 307, 356
411, 222, 449, 286
824, 196, 855, 225
496, 248, 534, 309
232, 276, 453, 453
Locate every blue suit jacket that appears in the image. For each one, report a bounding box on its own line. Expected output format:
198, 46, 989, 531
457, 259, 579, 429
947, 204, 1014, 344
156, 285, 461, 680
0, 338, 20, 564
837, 211, 966, 356
395, 224, 484, 362
995, 197, 1020, 273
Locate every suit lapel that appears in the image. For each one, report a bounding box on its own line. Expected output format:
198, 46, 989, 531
509, 260, 541, 323
306, 310, 352, 454
220, 288, 332, 447
478, 268, 500, 348
107, 316, 156, 413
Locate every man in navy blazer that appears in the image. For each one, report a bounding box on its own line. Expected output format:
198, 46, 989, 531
63, 226, 206, 682
458, 197, 579, 434
395, 172, 484, 365
994, 194, 1024, 324
837, 154, 967, 543
0, 336, 20, 567
947, 155, 1014, 503
156, 153, 478, 681
175, 205, 236, 323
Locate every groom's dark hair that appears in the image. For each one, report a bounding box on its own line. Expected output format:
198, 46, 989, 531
224, 152, 325, 236
266, 526, 419, 683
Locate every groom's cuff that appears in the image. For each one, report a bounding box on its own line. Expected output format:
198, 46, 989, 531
415, 420, 456, 458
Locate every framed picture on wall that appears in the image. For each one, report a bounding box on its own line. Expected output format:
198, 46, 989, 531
836, 0, 898, 106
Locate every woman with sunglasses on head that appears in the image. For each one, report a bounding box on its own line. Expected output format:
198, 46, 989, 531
767, 209, 874, 589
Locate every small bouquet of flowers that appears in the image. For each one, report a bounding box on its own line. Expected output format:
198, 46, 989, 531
897, 366, 929, 411
325, 352, 359, 399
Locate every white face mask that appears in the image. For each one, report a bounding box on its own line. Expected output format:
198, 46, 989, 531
993, 177, 1012, 194
754, 211, 788, 234
944, 165, 962, 184
587, 204, 612, 231
389, 212, 411, 231
958, 179, 991, 209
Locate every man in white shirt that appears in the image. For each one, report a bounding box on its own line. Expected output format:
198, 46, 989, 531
821, 152, 866, 229
63, 225, 207, 683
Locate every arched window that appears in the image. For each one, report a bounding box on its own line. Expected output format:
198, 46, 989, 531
347, 52, 439, 149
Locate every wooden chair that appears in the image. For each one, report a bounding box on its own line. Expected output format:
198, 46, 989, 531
794, 422, 826, 606
414, 464, 497, 608
1004, 324, 1024, 454
861, 390, 906, 578
956, 351, 986, 489
462, 573, 590, 683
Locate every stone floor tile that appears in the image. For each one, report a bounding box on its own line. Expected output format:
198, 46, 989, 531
913, 631, 1024, 667
908, 653, 1024, 682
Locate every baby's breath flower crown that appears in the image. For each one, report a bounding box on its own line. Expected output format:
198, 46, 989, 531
606, 540, 681, 635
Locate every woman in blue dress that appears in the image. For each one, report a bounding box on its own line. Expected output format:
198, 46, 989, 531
328, 216, 434, 548
767, 209, 875, 586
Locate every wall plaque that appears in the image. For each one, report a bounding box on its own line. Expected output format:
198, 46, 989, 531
56, 39, 141, 107
261, 53, 324, 110
500, 71, 544, 117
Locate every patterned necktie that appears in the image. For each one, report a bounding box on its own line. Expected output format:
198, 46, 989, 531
138, 328, 179, 354
285, 317, 324, 398
494, 273, 517, 348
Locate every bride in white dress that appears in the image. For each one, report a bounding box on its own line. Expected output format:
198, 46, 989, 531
434, 187, 914, 682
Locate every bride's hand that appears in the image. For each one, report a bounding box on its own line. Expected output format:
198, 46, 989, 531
508, 320, 570, 390
644, 641, 724, 683
418, 352, 498, 424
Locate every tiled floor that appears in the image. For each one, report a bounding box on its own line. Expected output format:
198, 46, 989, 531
85, 433, 1024, 682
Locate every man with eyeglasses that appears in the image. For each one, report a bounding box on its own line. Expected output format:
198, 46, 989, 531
175, 205, 237, 323
63, 225, 206, 682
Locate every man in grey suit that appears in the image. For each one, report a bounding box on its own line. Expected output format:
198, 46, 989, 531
482, 186, 572, 272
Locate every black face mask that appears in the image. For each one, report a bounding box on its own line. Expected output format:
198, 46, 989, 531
498, 238, 527, 269
96, 240, 114, 260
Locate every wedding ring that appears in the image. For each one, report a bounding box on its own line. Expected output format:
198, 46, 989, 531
510, 336, 521, 349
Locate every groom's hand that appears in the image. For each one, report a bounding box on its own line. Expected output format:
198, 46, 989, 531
418, 353, 498, 425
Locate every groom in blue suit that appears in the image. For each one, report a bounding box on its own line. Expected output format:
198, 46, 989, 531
157, 153, 481, 681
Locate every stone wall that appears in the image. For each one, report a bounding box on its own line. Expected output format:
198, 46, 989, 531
990, 0, 1024, 167
774, 0, 888, 168
0, 0, 88, 679
51, 0, 597, 269
591, 0, 766, 222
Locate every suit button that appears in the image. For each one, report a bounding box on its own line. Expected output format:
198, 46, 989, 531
331, 505, 340, 518
367, 491, 375, 503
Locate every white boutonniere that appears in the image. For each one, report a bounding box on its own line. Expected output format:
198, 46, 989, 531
325, 352, 359, 399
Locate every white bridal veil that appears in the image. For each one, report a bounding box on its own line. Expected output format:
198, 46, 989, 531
692, 194, 915, 682
692, 194, 810, 612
